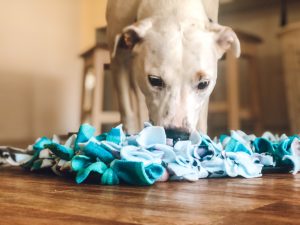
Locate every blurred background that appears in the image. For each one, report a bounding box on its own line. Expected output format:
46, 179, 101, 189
0, 0, 299, 146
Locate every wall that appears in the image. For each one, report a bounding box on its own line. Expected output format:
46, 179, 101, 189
0, 0, 85, 142
0, 0, 109, 143
79, 0, 108, 51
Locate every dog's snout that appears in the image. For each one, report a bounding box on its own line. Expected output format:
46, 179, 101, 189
165, 127, 190, 141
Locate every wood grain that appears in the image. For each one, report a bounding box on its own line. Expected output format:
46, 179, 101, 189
0, 167, 299, 225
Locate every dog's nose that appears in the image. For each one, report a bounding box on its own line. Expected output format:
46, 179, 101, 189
165, 127, 190, 141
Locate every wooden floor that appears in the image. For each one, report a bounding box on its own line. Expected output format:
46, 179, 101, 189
0, 167, 299, 225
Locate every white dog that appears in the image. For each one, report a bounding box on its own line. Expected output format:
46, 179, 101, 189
106, 0, 240, 137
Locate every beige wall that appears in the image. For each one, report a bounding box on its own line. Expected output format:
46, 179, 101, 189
80, 0, 108, 51
0, 0, 108, 143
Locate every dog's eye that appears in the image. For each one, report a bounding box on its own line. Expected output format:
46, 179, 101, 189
197, 80, 210, 90
148, 75, 165, 88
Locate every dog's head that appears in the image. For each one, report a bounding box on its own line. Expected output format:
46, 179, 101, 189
114, 18, 240, 134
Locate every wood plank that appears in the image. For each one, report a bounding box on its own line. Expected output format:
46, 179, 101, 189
226, 50, 240, 130
92, 49, 111, 133
0, 167, 299, 225
209, 102, 228, 113
100, 111, 121, 124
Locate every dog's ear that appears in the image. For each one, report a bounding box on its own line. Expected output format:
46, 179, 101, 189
208, 23, 241, 59
112, 19, 153, 57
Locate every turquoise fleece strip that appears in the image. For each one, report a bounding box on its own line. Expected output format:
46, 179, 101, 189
74, 124, 96, 152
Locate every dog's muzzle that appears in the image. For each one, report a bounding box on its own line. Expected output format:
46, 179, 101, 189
165, 128, 190, 142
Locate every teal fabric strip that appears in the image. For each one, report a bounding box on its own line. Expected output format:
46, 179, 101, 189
95, 133, 108, 142
111, 160, 164, 186
106, 125, 126, 145
83, 141, 114, 164
33, 137, 52, 152
101, 168, 120, 185
21, 151, 40, 169
74, 124, 96, 151
45, 143, 74, 161
75, 161, 107, 184
71, 155, 92, 172
225, 138, 252, 155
